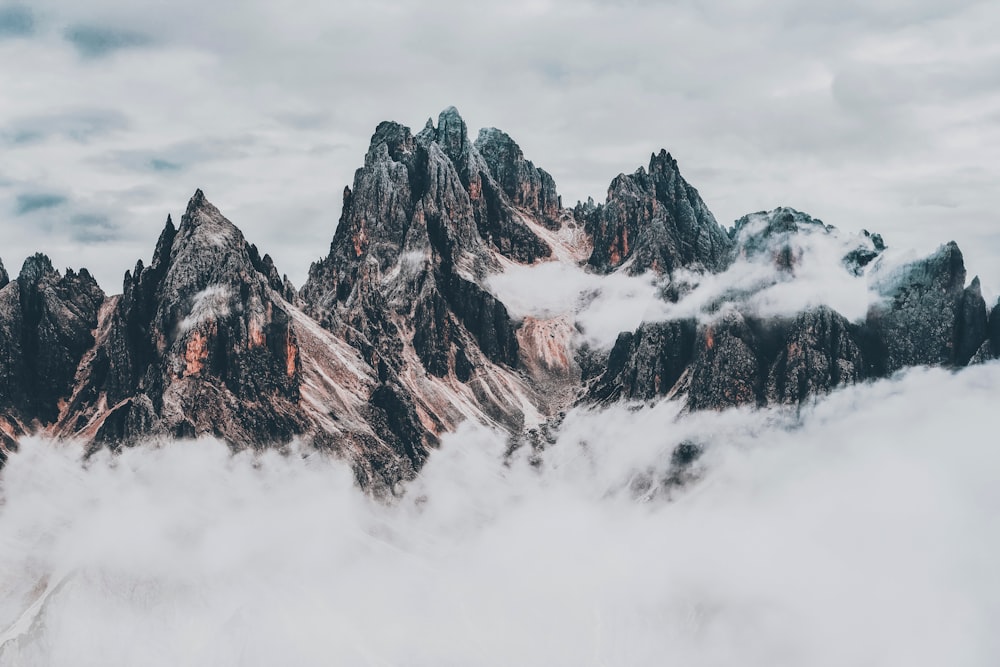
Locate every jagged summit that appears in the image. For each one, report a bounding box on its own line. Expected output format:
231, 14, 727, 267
474, 126, 561, 227
1, 109, 997, 487
18, 252, 56, 285
0, 253, 104, 453
731, 207, 828, 237
431, 106, 469, 166
579, 148, 732, 274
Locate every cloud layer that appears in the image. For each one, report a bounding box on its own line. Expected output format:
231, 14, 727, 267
0, 1, 998, 292
1, 362, 999, 665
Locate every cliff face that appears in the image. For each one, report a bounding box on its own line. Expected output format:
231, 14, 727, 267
580, 150, 733, 275
0, 107, 994, 482
0, 256, 105, 459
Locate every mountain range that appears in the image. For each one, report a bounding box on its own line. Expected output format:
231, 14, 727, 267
1, 106, 997, 490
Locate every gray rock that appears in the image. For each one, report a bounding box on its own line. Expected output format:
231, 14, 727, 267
56, 192, 309, 450
990, 300, 1000, 355
686, 312, 761, 411
590, 320, 697, 402
765, 307, 865, 404
583, 150, 733, 274
0, 254, 105, 432
954, 277, 989, 366
475, 127, 561, 228
867, 241, 984, 372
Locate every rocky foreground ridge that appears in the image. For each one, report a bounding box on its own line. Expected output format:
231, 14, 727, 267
1, 107, 997, 488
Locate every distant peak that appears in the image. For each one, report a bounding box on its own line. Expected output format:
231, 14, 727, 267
475, 126, 520, 153
438, 105, 464, 124
184, 188, 211, 215
19, 252, 55, 285
183, 189, 225, 221
436, 106, 469, 163
648, 149, 678, 173
367, 121, 416, 165
0, 257, 8, 289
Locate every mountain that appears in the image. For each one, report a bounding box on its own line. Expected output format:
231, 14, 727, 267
1, 107, 995, 481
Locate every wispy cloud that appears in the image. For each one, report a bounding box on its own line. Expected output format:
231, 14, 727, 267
1, 109, 129, 145
67, 213, 119, 242
0, 6, 34, 38
64, 24, 152, 58
15, 192, 68, 215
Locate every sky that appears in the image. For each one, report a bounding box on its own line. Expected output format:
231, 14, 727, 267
1, 0, 999, 294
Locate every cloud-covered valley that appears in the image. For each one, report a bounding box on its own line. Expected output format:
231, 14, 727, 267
1, 362, 998, 666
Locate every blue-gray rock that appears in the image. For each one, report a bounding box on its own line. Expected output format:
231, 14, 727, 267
583, 150, 733, 274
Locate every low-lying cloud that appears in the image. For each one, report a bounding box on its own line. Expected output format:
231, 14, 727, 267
487, 221, 891, 349
2, 362, 998, 665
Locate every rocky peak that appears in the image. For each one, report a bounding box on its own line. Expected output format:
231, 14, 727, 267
300, 109, 568, 474
3, 111, 996, 493
474, 127, 561, 227
584, 149, 732, 275
0, 258, 7, 289
729, 207, 884, 275
0, 253, 105, 437
954, 275, 989, 366
864, 241, 981, 373
986, 299, 1000, 360
18, 253, 56, 287
732, 207, 828, 241
303, 107, 563, 330
432, 106, 470, 168
50, 190, 308, 450
369, 121, 419, 166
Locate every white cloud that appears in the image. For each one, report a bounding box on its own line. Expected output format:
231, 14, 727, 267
178, 284, 232, 332
2, 362, 999, 664
488, 220, 892, 351
486, 262, 673, 348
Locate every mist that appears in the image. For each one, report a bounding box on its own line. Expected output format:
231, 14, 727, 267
2, 362, 999, 666
487, 220, 891, 349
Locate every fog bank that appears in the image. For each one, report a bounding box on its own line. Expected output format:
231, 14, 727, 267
2, 363, 999, 665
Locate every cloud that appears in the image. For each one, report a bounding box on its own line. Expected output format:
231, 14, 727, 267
65, 213, 118, 243
487, 219, 887, 349
487, 262, 673, 348
1, 362, 999, 664
0, 6, 34, 38
149, 158, 181, 172
96, 136, 257, 174
14, 193, 67, 215
1, 110, 129, 145
63, 25, 153, 59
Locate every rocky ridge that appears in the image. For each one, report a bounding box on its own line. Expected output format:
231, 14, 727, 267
1, 107, 996, 484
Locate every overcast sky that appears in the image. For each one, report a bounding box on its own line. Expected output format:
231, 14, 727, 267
1, 0, 998, 294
